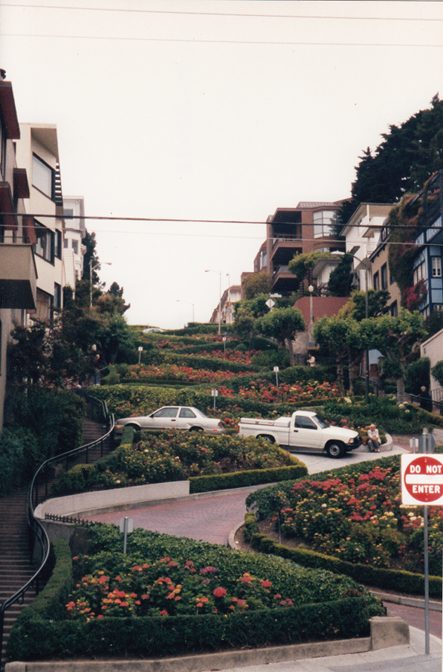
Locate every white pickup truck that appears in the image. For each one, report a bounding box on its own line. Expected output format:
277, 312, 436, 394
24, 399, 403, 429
238, 410, 362, 458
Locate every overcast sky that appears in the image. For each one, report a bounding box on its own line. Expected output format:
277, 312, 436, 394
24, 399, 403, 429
1, 1, 443, 328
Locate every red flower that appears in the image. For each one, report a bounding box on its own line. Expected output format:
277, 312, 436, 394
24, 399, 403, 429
213, 587, 227, 598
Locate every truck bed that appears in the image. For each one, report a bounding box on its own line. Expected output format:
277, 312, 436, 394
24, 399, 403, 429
239, 417, 291, 428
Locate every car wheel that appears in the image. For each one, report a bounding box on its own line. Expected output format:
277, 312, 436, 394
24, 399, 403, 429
189, 427, 203, 432
257, 435, 275, 443
326, 441, 345, 458
126, 423, 140, 431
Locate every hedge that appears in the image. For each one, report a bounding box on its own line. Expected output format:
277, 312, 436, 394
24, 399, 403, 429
190, 461, 308, 493
7, 595, 370, 661
244, 522, 442, 599
52, 428, 308, 497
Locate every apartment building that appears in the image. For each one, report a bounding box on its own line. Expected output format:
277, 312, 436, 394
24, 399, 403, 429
15, 123, 65, 322
208, 284, 242, 325
412, 170, 443, 317
254, 201, 344, 295
0, 72, 37, 428
63, 196, 86, 290
340, 203, 393, 294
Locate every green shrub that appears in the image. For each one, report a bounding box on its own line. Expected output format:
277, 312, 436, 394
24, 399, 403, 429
406, 357, 430, 396
6, 389, 85, 459
244, 520, 442, 598
6, 524, 382, 661
0, 427, 41, 496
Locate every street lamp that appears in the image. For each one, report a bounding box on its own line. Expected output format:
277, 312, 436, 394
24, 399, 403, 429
176, 300, 195, 323
350, 251, 370, 404
308, 284, 315, 347
205, 269, 222, 335
89, 259, 112, 308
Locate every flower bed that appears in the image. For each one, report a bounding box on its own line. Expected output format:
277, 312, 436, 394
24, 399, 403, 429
117, 363, 255, 384
6, 529, 384, 662
248, 455, 443, 575
218, 379, 341, 404
52, 431, 299, 495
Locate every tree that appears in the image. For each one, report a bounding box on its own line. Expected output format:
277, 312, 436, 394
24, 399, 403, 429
340, 289, 390, 321
361, 309, 426, 402
242, 272, 272, 300
98, 313, 135, 364
313, 316, 362, 392
233, 305, 257, 343
327, 253, 354, 297
335, 94, 443, 226
255, 307, 305, 366
288, 250, 332, 284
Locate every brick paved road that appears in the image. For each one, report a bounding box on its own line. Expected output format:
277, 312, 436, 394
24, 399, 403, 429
87, 489, 253, 545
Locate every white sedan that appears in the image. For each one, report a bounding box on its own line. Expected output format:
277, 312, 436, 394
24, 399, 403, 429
116, 406, 226, 434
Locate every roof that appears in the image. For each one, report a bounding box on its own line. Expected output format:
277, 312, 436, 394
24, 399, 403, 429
297, 202, 338, 209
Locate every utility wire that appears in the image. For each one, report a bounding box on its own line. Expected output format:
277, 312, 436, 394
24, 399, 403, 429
3, 3, 443, 23
4, 33, 443, 48
4, 211, 443, 232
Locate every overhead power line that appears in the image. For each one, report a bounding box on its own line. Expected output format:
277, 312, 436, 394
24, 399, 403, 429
4, 3, 443, 23
4, 33, 443, 48
4, 211, 443, 232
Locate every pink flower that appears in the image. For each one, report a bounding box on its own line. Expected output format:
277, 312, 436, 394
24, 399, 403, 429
213, 587, 227, 598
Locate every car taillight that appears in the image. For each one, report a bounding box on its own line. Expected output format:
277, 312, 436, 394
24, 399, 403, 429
218, 421, 224, 427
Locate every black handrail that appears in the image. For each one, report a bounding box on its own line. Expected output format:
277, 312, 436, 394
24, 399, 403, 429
0, 394, 114, 669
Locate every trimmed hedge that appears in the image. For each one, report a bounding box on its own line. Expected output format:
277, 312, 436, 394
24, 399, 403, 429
6, 597, 370, 661
244, 522, 442, 599
190, 461, 308, 494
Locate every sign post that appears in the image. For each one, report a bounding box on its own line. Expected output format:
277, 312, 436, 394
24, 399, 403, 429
401, 453, 443, 657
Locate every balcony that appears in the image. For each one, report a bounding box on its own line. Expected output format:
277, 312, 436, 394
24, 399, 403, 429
0, 244, 37, 309
272, 265, 299, 295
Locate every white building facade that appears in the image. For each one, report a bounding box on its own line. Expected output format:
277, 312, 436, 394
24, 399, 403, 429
15, 123, 65, 323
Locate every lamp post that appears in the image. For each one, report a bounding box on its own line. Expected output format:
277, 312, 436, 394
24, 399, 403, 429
308, 284, 315, 348
205, 269, 222, 335
350, 252, 370, 405
89, 259, 112, 308
176, 300, 195, 323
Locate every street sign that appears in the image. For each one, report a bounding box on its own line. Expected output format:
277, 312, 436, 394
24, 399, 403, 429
401, 454, 443, 505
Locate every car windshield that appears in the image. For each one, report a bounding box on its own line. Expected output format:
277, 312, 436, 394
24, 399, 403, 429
314, 416, 329, 429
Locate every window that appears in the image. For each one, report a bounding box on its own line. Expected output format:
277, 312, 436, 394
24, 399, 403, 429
390, 301, 398, 317
179, 408, 197, 418
0, 118, 6, 179
153, 407, 179, 418
34, 222, 54, 262
381, 263, 388, 290
32, 154, 53, 198
432, 257, 442, 278
53, 283, 61, 310
72, 240, 78, 254
313, 211, 335, 238
54, 230, 62, 259
295, 416, 317, 430
63, 238, 69, 249
373, 272, 379, 291
413, 259, 426, 285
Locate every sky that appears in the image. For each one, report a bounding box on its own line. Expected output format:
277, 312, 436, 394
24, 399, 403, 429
1, 1, 443, 328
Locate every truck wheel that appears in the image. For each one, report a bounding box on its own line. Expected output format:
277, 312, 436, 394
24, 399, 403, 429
257, 435, 275, 443
326, 442, 345, 458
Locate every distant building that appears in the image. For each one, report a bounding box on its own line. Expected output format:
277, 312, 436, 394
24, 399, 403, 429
209, 285, 241, 325
253, 201, 344, 296
63, 196, 86, 290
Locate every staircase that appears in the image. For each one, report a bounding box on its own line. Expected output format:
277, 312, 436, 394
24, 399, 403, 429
0, 417, 111, 666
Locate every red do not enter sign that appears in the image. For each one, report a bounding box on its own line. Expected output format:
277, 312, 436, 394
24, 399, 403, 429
401, 454, 443, 506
